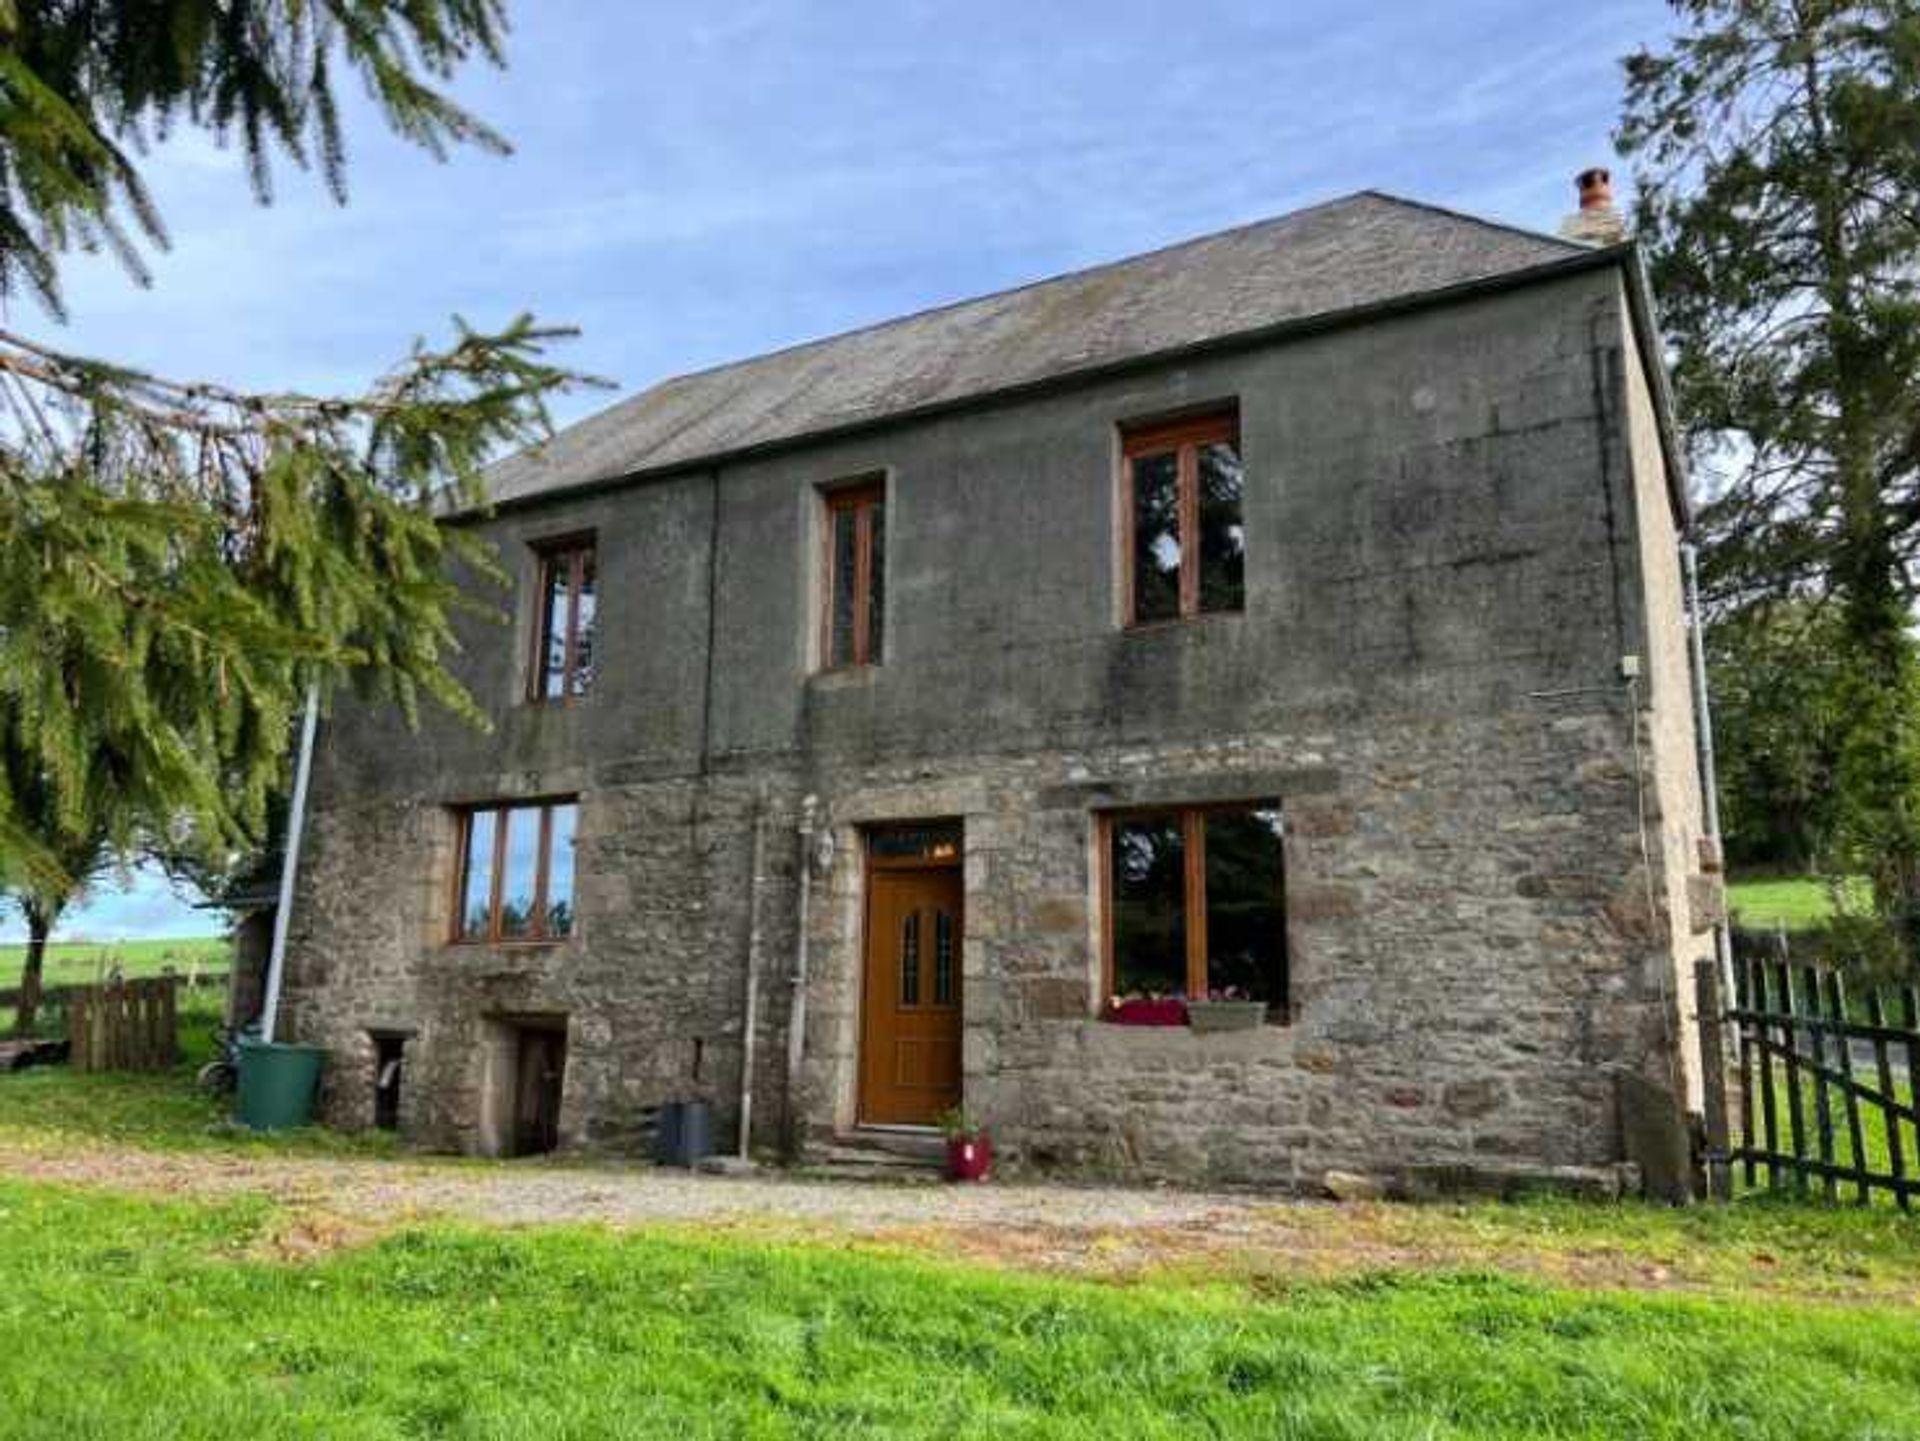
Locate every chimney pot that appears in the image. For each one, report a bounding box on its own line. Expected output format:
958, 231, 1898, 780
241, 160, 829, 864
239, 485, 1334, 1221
1560, 165, 1625, 246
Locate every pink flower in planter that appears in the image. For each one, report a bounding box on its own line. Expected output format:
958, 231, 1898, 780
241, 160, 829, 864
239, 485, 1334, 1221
1104, 995, 1189, 1026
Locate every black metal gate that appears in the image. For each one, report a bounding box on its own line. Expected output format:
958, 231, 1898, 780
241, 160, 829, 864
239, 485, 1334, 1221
1700, 954, 1920, 1208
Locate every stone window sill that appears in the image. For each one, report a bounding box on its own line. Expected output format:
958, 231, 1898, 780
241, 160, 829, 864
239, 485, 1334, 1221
1119, 609, 1246, 637
1078, 1017, 1296, 1060
1096, 1018, 1292, 1030
433, 938, 580, 962
521, 694, 595, 710
808, 664, 880, 691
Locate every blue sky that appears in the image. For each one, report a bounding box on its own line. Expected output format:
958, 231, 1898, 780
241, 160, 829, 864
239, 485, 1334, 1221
2, 0, 1676, 943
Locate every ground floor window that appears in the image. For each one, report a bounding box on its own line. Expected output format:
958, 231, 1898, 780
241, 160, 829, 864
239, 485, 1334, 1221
453, 799, 579, 943
1101, 802, 1287, 1018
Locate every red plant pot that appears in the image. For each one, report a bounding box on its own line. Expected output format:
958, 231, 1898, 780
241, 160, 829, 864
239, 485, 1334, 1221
1104, 997, 1189, 1027
947, 1134, 993, 1182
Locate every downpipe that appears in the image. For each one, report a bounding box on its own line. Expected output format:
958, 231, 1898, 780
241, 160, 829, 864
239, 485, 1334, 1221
259, 683, 320, 1045
783, 795, 820, 1160
736, 793, 768, 1161
1681, 540, 1735, 996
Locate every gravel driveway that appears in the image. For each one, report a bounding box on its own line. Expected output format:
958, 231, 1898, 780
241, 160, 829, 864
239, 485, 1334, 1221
6, 1138, 1895, 1300
0, 1140, 1331, 1273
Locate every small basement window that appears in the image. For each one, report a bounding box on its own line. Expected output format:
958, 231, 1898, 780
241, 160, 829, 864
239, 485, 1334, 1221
1121, 407, 1244, 625
1100, 802, 1287, 1018
821, 478, 885, 668
453, 799, 579, 943
531, 537, 597, 700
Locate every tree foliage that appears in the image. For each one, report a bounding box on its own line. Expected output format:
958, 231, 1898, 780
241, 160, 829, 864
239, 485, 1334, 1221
1621, 1, 1920, 961
0, 315, 582, 879
1622, 1, 1920, 613
0, 3, 591, 915
1706, 599, 1850, 868
0, 0, 510, 315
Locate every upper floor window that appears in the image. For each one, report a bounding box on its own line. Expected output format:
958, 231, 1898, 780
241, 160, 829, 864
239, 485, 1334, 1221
1101, 802, 1287, 1020
454, 798, 579, 943
822, 479, 885, 668
533, 538, 596, 700
1122, 408, 1244, 625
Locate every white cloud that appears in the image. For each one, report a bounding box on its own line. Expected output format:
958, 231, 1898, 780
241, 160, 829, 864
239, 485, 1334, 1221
0, 863, 216, 946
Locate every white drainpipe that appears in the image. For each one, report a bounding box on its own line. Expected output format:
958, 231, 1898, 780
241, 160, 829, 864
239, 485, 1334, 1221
259, 683, 320, 1045
736, 794, 768, 1160
1681, 540, 1735, 994
784, 795, 819, 1154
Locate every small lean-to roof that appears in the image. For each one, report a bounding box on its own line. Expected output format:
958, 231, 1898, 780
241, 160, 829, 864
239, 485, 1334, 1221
483, 191, 1600, 508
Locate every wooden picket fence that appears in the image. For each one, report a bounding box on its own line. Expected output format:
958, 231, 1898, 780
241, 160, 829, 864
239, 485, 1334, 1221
67, 976, 181, 1073
1707, 952, 1920, 1209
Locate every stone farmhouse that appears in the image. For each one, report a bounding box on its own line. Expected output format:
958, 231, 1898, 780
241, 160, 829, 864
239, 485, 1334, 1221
280, 181, 1721, 1194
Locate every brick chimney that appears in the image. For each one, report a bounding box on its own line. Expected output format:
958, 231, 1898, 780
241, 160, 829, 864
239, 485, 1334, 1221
1558, 166, 1626, 246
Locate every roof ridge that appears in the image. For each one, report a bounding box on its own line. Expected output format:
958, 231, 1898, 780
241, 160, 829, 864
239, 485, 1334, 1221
635, 190, 1387, 398
1355, 188, 1588, 254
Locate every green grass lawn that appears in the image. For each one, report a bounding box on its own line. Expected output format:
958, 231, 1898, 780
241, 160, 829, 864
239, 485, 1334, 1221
1738, 1070, 1918, 1207
3, 977, 1918, 1435
1725, 875, 1867, 932
2, 1004, 1919, 1433
0, 1181, 1914, 1438
0, 986, 398, 1159
0, 933, 228, 987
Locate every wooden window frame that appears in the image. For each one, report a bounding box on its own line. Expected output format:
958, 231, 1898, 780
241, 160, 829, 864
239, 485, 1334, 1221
451, 797, 579, 945
1120, 407, 1242, 627
1096, 801, 1289, 1021
530, 535, 597, 702
819, 479, 885, 669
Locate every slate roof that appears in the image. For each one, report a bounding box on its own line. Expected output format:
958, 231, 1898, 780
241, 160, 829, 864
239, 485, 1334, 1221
484, 191, 1593, 507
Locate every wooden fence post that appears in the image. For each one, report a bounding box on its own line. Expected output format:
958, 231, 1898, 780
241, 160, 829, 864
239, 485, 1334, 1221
1695, 959, 1733, 1201
160, 979, 178, 1068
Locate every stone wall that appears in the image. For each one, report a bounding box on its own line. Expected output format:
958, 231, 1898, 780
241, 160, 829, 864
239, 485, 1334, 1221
1616, 275, 1717, 1112
801, 713, 1676, 1190
286, 699, 1679, 1192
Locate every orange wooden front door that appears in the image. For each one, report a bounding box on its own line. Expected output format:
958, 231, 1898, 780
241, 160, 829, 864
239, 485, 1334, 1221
859, 866, 964, 1125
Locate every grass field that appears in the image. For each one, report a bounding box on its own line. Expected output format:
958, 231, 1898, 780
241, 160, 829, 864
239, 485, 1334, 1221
2, 974, 1916, 1436
2, 983, 1919, 1434
0, 934, 228, 987
0, 986, 398, 1159
1741, 1073, 1917, 1208
0, 1181, 1915, 1438
1725, 875, 1867, 932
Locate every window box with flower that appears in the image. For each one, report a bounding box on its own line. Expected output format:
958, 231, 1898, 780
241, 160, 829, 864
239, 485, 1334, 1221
1185, 987, 1268, 1032
1102, 993, 1189, 1026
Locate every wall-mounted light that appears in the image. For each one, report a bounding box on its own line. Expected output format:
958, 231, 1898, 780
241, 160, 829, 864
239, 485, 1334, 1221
798, 794, 834, 878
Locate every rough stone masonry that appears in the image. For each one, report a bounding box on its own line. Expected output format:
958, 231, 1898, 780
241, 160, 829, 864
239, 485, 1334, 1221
278, 193, 1719, 1197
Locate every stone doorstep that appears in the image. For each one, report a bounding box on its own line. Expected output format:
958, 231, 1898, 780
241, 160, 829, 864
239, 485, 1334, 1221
794, 1126, 948, 1184
841, 1126, 947, 1163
